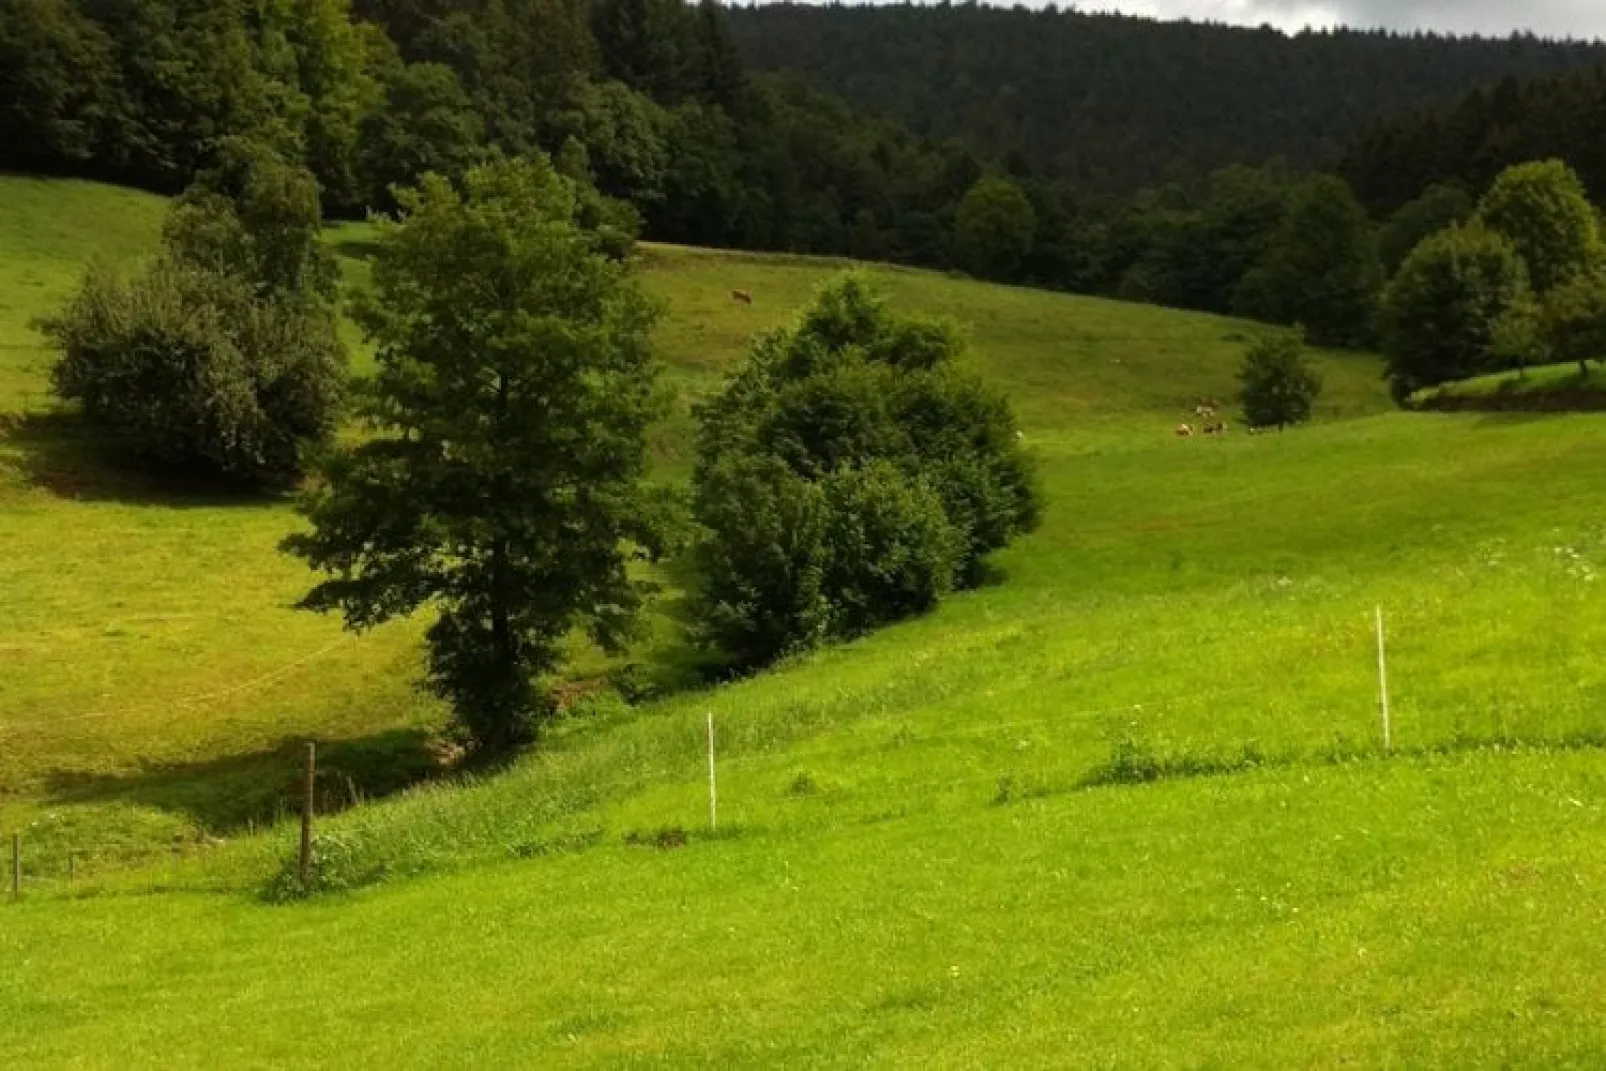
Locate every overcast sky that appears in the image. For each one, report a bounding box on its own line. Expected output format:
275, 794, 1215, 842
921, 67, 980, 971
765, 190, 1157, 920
1080, 1, 1606, 39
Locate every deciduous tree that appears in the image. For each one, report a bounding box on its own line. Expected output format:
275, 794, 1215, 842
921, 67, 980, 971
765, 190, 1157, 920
285, 155, 664, 750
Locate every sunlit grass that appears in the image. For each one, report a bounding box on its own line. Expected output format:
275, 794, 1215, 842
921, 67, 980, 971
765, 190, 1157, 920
5, 177, 1606, 1066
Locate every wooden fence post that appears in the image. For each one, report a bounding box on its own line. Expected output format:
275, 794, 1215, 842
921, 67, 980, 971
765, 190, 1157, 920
300, 742, 316, 888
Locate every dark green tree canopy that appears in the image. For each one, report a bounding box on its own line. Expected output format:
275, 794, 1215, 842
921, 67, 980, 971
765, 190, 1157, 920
954, 176, 1036, 281
1379, 183, 1475, 275
285, 154, 664, 750
1379, 223, 1532, 402
44, 145, 346, 486
1236, 175, 1382, 349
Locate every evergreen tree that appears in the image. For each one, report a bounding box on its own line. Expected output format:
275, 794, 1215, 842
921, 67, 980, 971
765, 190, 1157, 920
284, 155, 664, 750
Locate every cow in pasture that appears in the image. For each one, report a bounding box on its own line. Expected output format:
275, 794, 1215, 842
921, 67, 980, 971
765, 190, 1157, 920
731, 289, 753, 305
1195, 404, 1217, 420
1174, 423, 1195, 438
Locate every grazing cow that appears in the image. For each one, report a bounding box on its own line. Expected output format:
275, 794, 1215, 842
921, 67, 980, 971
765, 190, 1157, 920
1174, 423, 1195, 438
731, 289, 753, 305
1195, 404, 1217, 420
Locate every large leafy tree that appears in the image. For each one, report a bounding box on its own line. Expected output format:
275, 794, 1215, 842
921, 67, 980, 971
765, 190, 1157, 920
285, 155, 664, 751
1539, 271, 1606, 376
1473, 160, 1604, 296
355, 61, 484, 210
1378, 223, 1531, 402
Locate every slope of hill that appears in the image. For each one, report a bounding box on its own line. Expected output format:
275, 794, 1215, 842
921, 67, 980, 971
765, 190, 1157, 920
727, 4, 1606, 192
6, 178, 1606, 1065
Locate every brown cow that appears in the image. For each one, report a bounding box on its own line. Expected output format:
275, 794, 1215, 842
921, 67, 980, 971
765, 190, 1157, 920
731, 289, 753, 305
1174, 423, 1195, 438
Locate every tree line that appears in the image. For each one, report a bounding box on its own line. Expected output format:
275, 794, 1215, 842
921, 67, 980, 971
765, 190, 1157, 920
12, 0, 1606, 300
0, 0, 991, 264
1341, 66, 1606, 216
726, 3, 1606, 194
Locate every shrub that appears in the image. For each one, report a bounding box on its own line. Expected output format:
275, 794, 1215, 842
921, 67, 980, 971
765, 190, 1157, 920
42, 143, 346, 487
819, 462, 961, 638
45, 261, 344, 486
691, 457, 833, 668
1239, 333, 1322, 430
691, 274, 1039, 668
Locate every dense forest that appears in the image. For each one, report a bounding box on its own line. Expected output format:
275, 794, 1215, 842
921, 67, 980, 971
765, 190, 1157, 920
1341, 67, 1606, 215
727, 3, 1606, 192
0, 0, 987, 260
7, 0, 1606, 342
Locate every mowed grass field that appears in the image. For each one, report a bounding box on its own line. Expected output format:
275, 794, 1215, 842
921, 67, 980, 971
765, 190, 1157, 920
4, 176, 1606, 1066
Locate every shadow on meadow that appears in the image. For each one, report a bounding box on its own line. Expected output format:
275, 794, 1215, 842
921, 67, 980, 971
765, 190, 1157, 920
42, 728, 446, 835
0, 410, 285, 508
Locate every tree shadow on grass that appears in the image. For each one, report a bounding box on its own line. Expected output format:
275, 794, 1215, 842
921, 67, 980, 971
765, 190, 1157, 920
42, 728, 446, 835
0, 410, 284, 508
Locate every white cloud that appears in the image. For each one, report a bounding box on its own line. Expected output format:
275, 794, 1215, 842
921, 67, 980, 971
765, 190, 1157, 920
1078, 0, 1606, 38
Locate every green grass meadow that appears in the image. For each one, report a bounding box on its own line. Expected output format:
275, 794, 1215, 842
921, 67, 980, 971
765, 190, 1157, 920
4, 177, 1606, 1066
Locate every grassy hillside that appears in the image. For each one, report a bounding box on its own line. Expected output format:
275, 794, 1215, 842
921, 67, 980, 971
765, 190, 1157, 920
1414, 361, 1606, 411
5, 178, 1606, 1066
0, 178, 1386, 870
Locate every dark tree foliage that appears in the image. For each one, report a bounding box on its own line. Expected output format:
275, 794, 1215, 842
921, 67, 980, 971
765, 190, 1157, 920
1379, 223, 1532, 401
284, 156, 664, 751
44, 145, 346, 486
1538, 271, 1606, 376
1239, 333, 1322, 430
692, 275, 1039, 668
1236, 175, 1383, 348
727, 4, 1606, 194
12, 0, 1602, 336
1342, 68, 1606, 218
954, 175, 1036, 281
1379, 183, 1475, 274
355, 60, 484, 210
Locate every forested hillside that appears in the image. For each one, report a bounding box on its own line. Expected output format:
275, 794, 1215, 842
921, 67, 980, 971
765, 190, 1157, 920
1341, 67, 1606, 214
0, 0, 985, 261
727, 3, 1606, 192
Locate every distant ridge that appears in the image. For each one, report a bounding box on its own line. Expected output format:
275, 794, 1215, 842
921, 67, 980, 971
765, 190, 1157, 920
728, 3, 1606, 192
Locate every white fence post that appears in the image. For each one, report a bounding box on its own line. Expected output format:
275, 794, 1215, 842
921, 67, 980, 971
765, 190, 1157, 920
706, 712, 718, 831
1375, 607, 1392, 753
